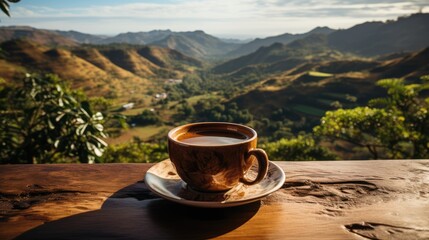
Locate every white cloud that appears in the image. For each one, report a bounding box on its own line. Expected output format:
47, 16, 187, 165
14, 0, 424, 19
8, 0, 429, 38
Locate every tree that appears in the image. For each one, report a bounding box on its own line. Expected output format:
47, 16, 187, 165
0, 74, 108, 164
314, 77, 429, 159
102, 139, 168, 163
262, 134, 337, 161
130, 109, 161, 126
370, 77, 429, 158
313, 107, 399, 159
193, 99, 253, 124
173, 101, 195, 122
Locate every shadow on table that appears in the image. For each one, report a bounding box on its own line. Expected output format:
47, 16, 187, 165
15, 180, 261, 240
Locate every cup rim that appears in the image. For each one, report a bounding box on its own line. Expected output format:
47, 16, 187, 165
168, 122, 257, 147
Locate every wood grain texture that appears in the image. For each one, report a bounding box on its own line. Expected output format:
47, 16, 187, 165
0, 160, 428, 239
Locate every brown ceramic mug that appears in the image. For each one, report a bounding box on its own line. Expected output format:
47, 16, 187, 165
168, 122, 269, 192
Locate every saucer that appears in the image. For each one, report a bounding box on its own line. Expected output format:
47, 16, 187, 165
144, 159, 285, 208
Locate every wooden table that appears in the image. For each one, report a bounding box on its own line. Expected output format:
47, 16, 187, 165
1, 160, 428, 239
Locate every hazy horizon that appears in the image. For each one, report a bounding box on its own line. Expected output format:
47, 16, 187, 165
1, 0, 428, 39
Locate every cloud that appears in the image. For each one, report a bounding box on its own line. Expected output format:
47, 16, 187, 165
8, 0, 429, 37
14, 0, 426, 19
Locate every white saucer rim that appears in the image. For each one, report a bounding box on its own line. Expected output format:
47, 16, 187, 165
144, 160, 285, 208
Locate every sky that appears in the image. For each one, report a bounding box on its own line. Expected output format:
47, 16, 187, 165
1, 0, 428, 39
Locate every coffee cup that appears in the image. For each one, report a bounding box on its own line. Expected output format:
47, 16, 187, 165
168, 122, 269, 192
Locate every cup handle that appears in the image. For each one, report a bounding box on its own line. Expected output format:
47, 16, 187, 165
240, 148, 269, 185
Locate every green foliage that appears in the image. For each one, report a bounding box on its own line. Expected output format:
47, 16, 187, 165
181, 73, 204, 95
314, 107, 397, 159
164, 73, 204, 101
172, 96, 253, 124
0, 74, 108, 164
370, 77, 429, 158
262, 134, 337, 161
192, 99, 253, 124
315, 77, 429, 159
293, 104, 326, 117
173, 101, 195, 122
252, 118, 294, 142
255, 105, 323, 137
130, 109, 161, 126
102, 139, 168, 163
165, 71, 235, 101
89, 96, 113, 113
153, 68, 177, 79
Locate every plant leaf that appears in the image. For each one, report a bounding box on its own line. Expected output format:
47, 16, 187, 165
0, 2, 10, 17
92, 112, 103, 121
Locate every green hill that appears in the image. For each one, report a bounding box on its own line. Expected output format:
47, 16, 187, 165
213, 34, 344, 74
328, 13, 429, 56
100, 30, 173, 45
227, 27, 335, 58
226, 46, 429, 132
152, 30, 239, 59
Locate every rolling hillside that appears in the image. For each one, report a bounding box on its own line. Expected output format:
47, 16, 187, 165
227, 47, 429, 132
213, 34, 344, 74
99, 30, 173, 45
0, 39, 202, 100
54, 30, 106, 44
327, 13, 429, 56
59, 29, 239, 60
150, 30, 239, 59
227, 26, 335, 58
0, 26, 78, 47
371, 47, 429, 79
212, 13, 429, 77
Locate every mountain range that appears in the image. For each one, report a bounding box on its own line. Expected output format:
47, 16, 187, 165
213, 34, 342, 74
213, 13, 429, 75
58, 29, 239, 60
0, 26, 78, 47
327, 13, 429, 56
1, 13, 428, 61
226, 26, 336, 58
1, 13, 428, 109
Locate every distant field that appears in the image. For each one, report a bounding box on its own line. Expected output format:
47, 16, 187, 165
292, 104, 326, 117
106, 125, 171, 145
120, 107, 146, 116
308, 71, 333, 77
316, 98, 334, 106
186, 93, 220, 105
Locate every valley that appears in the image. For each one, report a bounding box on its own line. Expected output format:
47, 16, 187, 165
1, 13, 428, 161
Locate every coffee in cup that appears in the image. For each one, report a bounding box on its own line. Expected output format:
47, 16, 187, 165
168, 122, 269, 192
